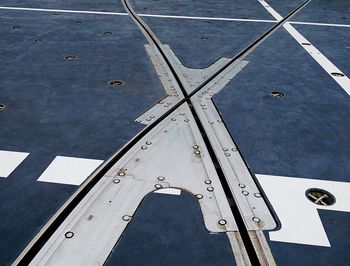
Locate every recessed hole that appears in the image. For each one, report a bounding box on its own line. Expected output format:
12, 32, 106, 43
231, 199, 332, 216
104, 31, 112, 35
331, 72, 345, 77
75, 21, 82, 24
271, 91, 284, 97
12, 26, 21, 30
109, 80, 124, 86
34, 38, 44, 43
306, 188, 335, 206
0, 104, 6, 111
301, 42, 311, 46
201, 36, 208, 40
64, 55, 78, 60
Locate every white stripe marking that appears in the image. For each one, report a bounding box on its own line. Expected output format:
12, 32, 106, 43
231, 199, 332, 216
154, 188, 181, 195
0, 150, 29, 178
291, 21, 350, 28
258, 0, 350, 95
37, 156, 103, 186
1, 6, 350, 28
138, 13, 276, 23
0, 6, 128, 16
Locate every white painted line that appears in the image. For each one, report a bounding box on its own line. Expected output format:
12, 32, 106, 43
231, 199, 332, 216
0, 6, 128, 16
257, 174, 350, 247
290, 21, 350, 28
154, 188, 181, 195
258, 0, 350, 95
37, 156, 103, 186
138, 13, 277, 23
0, 150, 29, 178
1, 5, 349, 28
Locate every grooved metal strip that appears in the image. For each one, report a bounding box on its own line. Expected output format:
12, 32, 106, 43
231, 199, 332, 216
29, 103, 245, 265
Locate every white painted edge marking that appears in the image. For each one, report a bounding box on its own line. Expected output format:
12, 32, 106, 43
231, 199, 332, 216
37, 156, 103, 186
1, 6, 350, 28
290, 21, 350, 28
0, 6, 128, 16
153, 188, 181, 196
258, 0, 350, 95
0, 150, 29, 178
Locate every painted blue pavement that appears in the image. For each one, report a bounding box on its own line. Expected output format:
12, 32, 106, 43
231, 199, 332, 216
135, 18, 274, 68
132, 0, 274, 20
294, 24, 350, 77
292, 0, 350, 24
0, 9, 164, 264
0, 0, 125, 12
105, 191, 236, 266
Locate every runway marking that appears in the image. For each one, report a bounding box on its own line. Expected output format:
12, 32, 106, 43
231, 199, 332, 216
258, 0, 350, 95
37, 156, 103, 186
0, 6, 128, 16
1, 6, 350, 28
0, 150, 29, 178
257, 174, 350, 247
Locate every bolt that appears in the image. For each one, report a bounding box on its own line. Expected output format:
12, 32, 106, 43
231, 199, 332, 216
218, 219, 227, 226
155, 184, 162, 189
65, 231, 74, 239
122, 215, 131, 221
196, 194, 203, 199
252, 217, 260, 223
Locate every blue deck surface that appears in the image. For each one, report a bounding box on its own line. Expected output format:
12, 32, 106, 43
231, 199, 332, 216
292, 0, 350, 24
0, 9, 164, 264
213, 26, 350, 264
106, 191, 236, 266
132, 0, 274, 20
294, 24, 350, 77
265, 0, 305, 18
135, 17, 275, 68
0, 0, 126, 12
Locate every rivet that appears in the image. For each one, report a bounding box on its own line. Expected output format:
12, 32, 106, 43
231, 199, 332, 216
171, 118, 176, 121
184, 119, 189, 122
207, 186, 214, 192
146, 141, 152, 145
193, 145, 199, 149
231, 148, 238, 152
252, 217, 260, 223
196, 194, 203, 199
141, 146, 147, 150
157, 176, 165, 181
242, 191, 249, 196
113, 178, 120, 184
239, 183, 246, 188
155, 184, 163, 189
254, 193, 261, 198
122, 215, 131, 221
0, 104, 6, 111
222, 147, 228, 151
194, 150, 201, 155
180, 113, 185, 116
150, 115, 155, 118
218, 219, 227, 225
118, 172, 125, 177
224, 152, 231, 157
65, 231, 74, 239
204, 180, 212, 185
